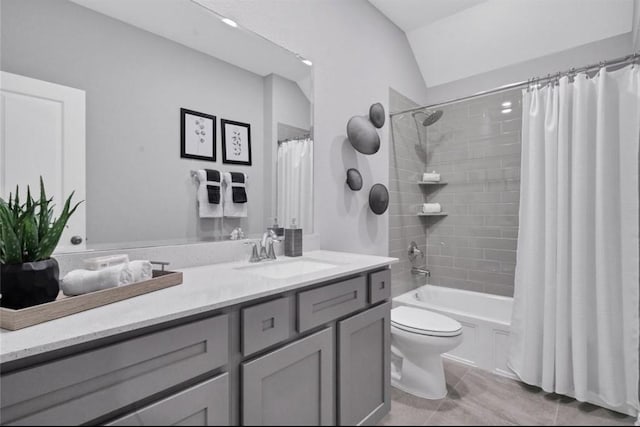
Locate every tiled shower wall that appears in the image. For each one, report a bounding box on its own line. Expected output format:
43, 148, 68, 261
423, 89, 522, 296
390, 88, 522, 297
388, 88, 429, 297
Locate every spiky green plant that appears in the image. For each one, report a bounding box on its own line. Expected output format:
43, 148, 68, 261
0, 177, 82, 264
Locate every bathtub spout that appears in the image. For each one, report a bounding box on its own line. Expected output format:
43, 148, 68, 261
411, 267, 431, 277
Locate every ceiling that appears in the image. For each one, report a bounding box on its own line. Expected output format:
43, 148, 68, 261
70, 0, 310, 83
367, 0, 486, 32
368, 0, 635, 88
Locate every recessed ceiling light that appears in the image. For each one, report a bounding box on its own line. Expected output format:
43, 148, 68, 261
501, 101, 512, 108
221, 17, 238, 28
501, 108, 512, 114
300, 58, 313, 66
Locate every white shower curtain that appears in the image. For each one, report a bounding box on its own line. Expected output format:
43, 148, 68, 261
509, 64, 640, 416
277, 138, 313, 231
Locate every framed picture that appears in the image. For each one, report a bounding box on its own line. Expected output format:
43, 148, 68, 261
221, 119, 252, 166
181, 108, 216, 161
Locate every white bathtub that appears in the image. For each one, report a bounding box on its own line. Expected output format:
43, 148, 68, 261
393, 284, 516, 379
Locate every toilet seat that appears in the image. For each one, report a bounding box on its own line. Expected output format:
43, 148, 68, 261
391, 306, 462, 337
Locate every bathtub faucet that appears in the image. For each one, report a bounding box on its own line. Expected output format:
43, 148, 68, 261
411, 267, 431, 277
408, 241, 424, 263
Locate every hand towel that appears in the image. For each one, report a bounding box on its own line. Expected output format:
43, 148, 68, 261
196, 169, 223, 218
230, 172, 248, 203
422, 203, 442, 213
129, 260, 153, 283
61, 263, 134, 296
422, 171, 440, 182
223, 172, 248, 217
205, 169, 221, 204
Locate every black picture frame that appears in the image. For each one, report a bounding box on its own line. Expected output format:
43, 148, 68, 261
180, 108, 217, 162
221, 119, 252, 166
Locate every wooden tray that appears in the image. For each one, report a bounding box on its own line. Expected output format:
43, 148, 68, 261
0, 270, 183, 331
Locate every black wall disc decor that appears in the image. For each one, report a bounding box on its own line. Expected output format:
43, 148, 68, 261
369, 183, 389, 215
369, 103, 385, 128
347, 116, 380, 155
346, 168, 363, 191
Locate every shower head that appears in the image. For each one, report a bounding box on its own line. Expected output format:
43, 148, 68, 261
412, 109, 443, 127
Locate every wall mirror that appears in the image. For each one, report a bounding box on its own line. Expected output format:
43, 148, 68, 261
0, 0, 314, 253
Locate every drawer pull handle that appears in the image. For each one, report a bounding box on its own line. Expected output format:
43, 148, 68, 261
262, 317, 275, 331
312, 291, 357, 313
379, 281, 385, 289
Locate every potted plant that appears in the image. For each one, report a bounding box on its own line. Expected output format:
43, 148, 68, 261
0, 178, 82, 309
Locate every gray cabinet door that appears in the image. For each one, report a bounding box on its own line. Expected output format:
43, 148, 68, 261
338, 302, 391, 426
106, 373, 229, 426
242, 328, 334, 426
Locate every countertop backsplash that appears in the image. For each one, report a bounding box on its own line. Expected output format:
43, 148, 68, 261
53, 234, 321, 277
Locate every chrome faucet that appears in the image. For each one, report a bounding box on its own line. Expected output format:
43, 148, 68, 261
408, 241, 430, 277
411, 266, 431, 277
245, 241, 262, 263
408, 241, 424, 262
260, 229, 278, 260
246, 230, 278, 263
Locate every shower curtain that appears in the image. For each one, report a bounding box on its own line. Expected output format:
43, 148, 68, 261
276, 138, 313, 231
509, 64, 640, 416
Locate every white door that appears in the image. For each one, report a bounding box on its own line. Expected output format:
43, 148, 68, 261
0, 71, 86, 253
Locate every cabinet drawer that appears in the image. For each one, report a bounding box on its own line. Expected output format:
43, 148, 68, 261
242, 297, 291, 356
368, 269, 391, 304
106, 373, 229, 426
297, 276, 367, 332
1, 315, 228, 426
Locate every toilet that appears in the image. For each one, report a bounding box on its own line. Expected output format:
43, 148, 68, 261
390, 306, 463, 400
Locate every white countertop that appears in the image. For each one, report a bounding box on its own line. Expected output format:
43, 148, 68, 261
0, 250, 397, 364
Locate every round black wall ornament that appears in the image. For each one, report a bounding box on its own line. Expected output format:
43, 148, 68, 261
369, 103, 385, 128
369, 183, 389, 215
346, 116, 380, 155
346, 168, 363, 191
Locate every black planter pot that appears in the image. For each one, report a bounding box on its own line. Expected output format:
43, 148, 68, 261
1, 259, 60, 309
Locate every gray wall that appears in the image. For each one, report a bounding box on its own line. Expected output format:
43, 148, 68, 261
388, 88, 428, 298
1, 0, 266, 245
210, 0, 430, 257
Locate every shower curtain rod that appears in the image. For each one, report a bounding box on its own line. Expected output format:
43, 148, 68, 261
390, 52, 639, 117
277, 134, 311, 143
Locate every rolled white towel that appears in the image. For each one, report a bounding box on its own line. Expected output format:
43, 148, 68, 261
422, 171, 440, 182
129, 260, 153, 283
422, 203, 442, 213
61, 263, 134, 296
83, 254, 129, 270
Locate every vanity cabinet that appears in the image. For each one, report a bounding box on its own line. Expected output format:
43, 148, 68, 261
242, 328, 334, 425
0, 267, 391, 427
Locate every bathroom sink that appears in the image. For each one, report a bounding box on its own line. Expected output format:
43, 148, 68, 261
236, 258, 339, 279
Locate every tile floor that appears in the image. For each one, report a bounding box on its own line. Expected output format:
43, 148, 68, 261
379, 359, 637, 426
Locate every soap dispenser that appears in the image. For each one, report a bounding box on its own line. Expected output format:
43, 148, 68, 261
268, 217, 285, 241
284, 218, 303, 257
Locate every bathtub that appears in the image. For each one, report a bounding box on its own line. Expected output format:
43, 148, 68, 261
393, 284, 516, 379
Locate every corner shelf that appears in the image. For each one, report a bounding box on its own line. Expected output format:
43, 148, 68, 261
417, 181, 447, 185
417, 212, 448, 217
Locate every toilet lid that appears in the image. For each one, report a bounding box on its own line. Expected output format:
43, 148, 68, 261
391, 306, 462, 337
